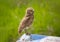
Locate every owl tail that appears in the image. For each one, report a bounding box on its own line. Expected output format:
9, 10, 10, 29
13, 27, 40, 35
18, 28, 22, 34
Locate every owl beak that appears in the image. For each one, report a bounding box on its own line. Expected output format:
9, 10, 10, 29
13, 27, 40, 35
30, 12, 33, 14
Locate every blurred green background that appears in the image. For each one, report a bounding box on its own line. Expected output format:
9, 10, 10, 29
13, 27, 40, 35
0, 0, 60, 42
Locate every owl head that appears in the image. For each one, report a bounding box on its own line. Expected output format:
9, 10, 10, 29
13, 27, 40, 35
26, 7, 34, 15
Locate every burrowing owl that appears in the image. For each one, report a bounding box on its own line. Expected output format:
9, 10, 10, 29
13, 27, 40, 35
18, 7, 34, 34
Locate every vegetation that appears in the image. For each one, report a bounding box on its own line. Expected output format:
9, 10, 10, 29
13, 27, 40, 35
0, 0, 60, 42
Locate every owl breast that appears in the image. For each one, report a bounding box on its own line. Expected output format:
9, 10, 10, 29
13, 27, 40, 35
26, 15, 34, 27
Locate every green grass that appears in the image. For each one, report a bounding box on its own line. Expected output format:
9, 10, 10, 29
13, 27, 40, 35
0, 0, 60, 42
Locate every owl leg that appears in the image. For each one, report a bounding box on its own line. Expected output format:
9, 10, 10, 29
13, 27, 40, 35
24, 28, 32, 42
28, 25, 34, 34
24, 28, 29, 35
27, 27, 33, 41
24, 28, 27, 34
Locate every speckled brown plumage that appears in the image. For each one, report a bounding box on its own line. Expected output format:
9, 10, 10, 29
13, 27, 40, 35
18, 7, 34, 34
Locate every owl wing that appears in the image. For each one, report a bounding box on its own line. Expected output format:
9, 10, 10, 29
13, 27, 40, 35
20, 17, 29, 27
18, 17, 29, 33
